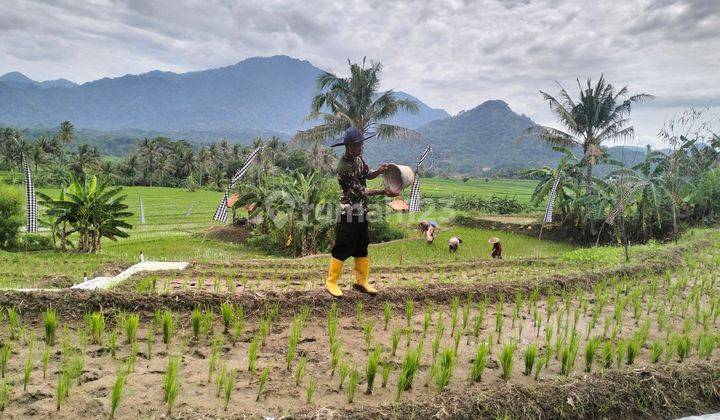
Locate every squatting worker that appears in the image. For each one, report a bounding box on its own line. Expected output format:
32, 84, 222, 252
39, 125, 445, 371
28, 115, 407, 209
489, 237, 503, 259
419, 220, 438, 244
325, 127, 397, 298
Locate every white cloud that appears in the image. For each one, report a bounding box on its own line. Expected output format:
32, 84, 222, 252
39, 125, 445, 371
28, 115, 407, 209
0, 0, 718, 146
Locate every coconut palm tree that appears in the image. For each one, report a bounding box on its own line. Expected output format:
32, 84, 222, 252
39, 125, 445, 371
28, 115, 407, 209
294, 58, 421, 144
524, 76, 653, 194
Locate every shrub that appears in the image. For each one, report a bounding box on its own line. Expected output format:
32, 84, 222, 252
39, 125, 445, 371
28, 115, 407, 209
0, 183, 23, 250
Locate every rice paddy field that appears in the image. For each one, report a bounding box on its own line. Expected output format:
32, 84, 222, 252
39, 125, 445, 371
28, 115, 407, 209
3, 173, 720, 418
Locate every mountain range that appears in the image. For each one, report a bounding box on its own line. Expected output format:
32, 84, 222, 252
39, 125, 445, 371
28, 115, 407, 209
0, 55, 645, 174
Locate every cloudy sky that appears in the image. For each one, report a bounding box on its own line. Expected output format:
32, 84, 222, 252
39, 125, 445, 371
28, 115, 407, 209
1, 0, 718, 146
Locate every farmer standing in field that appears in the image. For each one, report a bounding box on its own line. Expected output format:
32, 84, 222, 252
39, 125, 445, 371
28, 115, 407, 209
325, 127, 397, 297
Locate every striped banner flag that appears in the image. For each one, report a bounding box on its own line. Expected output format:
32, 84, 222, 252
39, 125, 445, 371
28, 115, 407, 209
213, 146, 264, 223
408, 146, 432, 212
604, 181, 648, 226
22, 155, 38, 233
543, 172, 562, 224
139, 195, 146, 224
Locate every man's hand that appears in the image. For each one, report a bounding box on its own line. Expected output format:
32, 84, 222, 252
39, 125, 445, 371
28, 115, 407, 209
376, 163, 390, 174
384, 188, 399, 197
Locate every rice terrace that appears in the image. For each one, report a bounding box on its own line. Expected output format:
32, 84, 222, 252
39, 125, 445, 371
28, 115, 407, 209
1, 1, 719, 419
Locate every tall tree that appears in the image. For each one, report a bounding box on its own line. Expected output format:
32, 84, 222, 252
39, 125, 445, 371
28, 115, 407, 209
294, 58, 421, 144
524, 76, 652, 194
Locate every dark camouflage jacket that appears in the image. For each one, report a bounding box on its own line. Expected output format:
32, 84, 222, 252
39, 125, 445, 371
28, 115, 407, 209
337, 154, 369, 214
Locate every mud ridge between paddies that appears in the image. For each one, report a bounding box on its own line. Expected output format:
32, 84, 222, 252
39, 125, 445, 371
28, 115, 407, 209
302, 362, 720, 419
0, 239, 706, 319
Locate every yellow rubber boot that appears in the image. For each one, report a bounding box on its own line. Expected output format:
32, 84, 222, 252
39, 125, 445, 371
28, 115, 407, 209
325, 258, 344, 298
352, 257, 377, 295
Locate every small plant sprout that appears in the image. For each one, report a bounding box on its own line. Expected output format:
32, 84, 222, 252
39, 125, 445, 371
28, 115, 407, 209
42, 346, 50, 378
495, 297, 504, 343
450, 296, 460, 337
499, 343, 516, 381
161, 310, 176, 347
89, 312, 105, 345
338, 361, 350, 390
55, 371, 71, 411
257, 367, 270, 401
223, 369, 235, 411
23, 338, 34, 390
146, 321, 156, 360
381, 362, 392, 388
220, 302, 234, 333
0, 380, 10, 412
0, 344, 11, 378
462, 294, 473, 333
365, 345, 382, 394
295, 356, 308, 386
364, 320, 375, 351
384, 302, 392, 331
601, 340, 613, 370
306, 377, 317, 404
163, 357, 181, 415
524, 343, 538, 376
626, 340, 640, 365
286, 317, 302, 370
405, 299, 414, 328
215, 362, 226, 398
560, 335, 580, 376
44, 308, 58, 346
356, 300, 364, 324
435, 348, 455, 392
650, 340, 664, 363
248, 335, 260, 377
110, 366, 127, 419
191, 307, 202, 339
391, 329, 402, 356
396, 345, 422, 400
676, 335, 691, 362
584, 338, 600, 373
7, 307, 21, 340
356, 366, 373, 405
124, 313, 140, 344
534, 353, 548, 380
330, 340, 342, 376
470, 341, 489, 382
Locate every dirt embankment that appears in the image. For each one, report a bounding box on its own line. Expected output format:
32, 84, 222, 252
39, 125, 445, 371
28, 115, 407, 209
314, 363, 720, 419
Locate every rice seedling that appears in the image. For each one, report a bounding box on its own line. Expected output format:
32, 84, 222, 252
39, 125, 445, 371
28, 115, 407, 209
23, 338, 34, 390
191, 307, 202, 339
306, 377, 316, 404
396, 345, 422, 400
207, 338, 221, 383
364, 320, 375, 350
201, 309, 214, 338
499, 343, 516, 381
123, 314, 140, 344
470, 341, 489, 382
422, 310, 432, 339
391, 328, 402, 356
381, 362, 392, 388
295, 356, 308, 385
534, 352, 548, 380
88, 312, 105, 345
163, 357, 181, 415
584, 338, 600, 373
338, 361, 350, 389
384, 302, 392, 331
405, 299, 414, 328
258, 318, 272, 347
0, 344, 10, 378
560, 335, 579, 376
223, 368, 235, 411
42, 346, 50, 378
110, 367, 127, 419
365, 345, 382, 394
435, 348, 455, 392
676, 335, 691, 362
7, 307, 20, 340
286, 317, 302, 370
512, 291, 523, 329
462, 293, 473, 333
215, 362, 226, 398
650, 340, 664, 363
330, 340, 341, 376
55, 371, 71, 411
248, 335, 259, 376
616, 340, 627, 369
356, 300, 364, 324
495, 298, 504, 344
698, 334, 716, 360
0, 380, 9, 412
161, 310, 176, 347
219, 303, 234, 334
44, 308, 58, 346
524, 343, 538, 376
625, 340, 639, 365
347, 368, 359, 403
450, 296, 460, 337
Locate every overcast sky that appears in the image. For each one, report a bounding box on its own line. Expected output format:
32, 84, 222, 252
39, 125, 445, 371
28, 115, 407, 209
1, 0, 718, 146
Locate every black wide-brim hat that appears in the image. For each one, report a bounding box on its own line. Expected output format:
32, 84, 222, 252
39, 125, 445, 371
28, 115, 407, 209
330, 127, 375, 147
